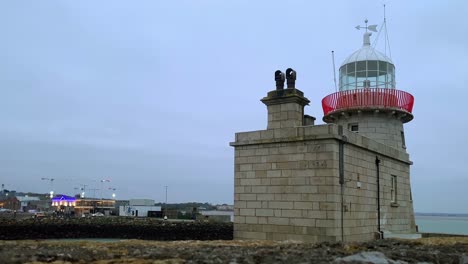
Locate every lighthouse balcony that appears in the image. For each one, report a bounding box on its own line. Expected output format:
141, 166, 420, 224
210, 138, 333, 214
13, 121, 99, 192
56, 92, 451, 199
322, 88, 414, 123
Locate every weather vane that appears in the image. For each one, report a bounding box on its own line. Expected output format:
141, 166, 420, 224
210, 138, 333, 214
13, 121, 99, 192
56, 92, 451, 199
355, 19, 378, 46
355, 19, 378, 33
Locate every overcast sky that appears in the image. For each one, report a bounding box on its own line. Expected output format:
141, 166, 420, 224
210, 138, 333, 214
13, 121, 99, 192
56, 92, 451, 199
1, 1, 467, 212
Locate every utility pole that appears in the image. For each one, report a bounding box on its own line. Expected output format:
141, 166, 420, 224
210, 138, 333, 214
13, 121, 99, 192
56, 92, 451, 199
100, 179, 111, 200
164, 186, 168, 219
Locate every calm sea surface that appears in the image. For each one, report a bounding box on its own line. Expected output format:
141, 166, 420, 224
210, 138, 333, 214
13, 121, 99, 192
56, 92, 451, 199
416, 215, 468, 235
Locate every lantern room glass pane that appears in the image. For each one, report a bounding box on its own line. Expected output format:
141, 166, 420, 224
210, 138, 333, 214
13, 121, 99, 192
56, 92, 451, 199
379, 61, 387, 72
377, 72, 386, 88
367, 70, 378, 77
368, 61, 378, 71
356, 71, 366, 78
339, 61, 395, 91
356, 61, 366, 72
388, 64, 394, 74
348, 75, 356, 88
356, 76, 367, 88
340, 66, 346, 76
388, 73, 394, 88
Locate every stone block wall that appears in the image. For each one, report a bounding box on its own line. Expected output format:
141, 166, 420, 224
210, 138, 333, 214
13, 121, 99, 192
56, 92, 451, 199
339, 128, 415, 241
334, 113, 406, 150
266, 103, 304, 129
234, 134, 340, 242
231, 124, 415, 242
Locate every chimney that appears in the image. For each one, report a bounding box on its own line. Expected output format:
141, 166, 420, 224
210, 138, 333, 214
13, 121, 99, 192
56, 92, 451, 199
261, 68, 310, 129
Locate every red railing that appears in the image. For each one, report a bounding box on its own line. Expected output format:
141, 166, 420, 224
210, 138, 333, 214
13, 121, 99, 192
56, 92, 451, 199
322, 88, 414, 116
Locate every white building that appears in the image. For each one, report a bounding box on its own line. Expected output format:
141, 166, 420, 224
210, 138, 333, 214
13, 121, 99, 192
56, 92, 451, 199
200, 210, 234, 222
16, 196, 40, 211
119, 199, 161, 217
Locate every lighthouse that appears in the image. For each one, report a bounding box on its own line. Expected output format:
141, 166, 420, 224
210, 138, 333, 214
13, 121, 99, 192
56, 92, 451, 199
231, 20, 417, 242
322, 20, 414, 150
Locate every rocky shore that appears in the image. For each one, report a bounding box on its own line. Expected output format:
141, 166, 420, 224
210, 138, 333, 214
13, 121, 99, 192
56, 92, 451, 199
1, 218, 468, 263
1, 237, 468, 263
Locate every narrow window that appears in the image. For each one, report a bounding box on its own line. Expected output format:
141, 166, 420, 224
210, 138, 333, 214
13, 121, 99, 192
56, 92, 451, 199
348, 123, 359, 133
401, 131, 406, 148
391, 175, 397, 203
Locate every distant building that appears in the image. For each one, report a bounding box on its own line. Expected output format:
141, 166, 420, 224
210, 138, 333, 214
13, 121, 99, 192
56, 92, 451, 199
129, 199, 154, 206
27, 199, 51, 212
75, 198, 115, 216
199, 210, 234, 222
119, 199, 161, 217
0, 196, 20, 211
1, 194, 48, 211
51, 195, 116, 216
51, 195, 76, 215
16, 196, 40, 212
114, 200, 130, 216
0, 190, 16, 199
216, 204, 234, 211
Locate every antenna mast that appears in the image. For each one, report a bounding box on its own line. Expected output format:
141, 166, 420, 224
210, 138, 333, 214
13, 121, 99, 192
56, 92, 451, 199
331, 51, 338, 92
383, 4, 392, 58
384, 5, 387, 56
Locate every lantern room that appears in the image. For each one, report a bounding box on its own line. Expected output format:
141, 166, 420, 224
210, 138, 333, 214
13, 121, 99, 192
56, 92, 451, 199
339, 32, 395, 90
322, 22, 414, 124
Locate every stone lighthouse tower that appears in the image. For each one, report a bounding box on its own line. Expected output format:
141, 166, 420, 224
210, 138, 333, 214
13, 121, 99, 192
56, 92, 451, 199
231, 20, 417, 242
322, 20, 414, 150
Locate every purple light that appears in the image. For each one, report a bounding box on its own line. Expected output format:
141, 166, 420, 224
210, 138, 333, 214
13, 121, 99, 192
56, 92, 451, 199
51, 195, 76, 203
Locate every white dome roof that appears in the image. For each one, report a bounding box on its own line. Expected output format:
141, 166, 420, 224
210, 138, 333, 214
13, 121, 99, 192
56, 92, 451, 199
341, 45, 393, 67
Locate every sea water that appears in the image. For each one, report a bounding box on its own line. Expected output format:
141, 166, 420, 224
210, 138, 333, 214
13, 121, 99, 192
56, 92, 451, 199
416, 215, 468, 235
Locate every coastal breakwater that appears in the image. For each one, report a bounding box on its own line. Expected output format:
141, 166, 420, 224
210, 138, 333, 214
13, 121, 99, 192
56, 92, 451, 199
0, 217, 233, 240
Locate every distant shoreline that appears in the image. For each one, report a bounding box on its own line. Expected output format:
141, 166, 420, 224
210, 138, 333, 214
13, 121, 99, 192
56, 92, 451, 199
415, 212, 468, 218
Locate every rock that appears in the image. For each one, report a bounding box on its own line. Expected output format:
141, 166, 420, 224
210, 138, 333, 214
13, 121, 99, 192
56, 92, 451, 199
334, 251, 408, 264
460, 255, 468, 264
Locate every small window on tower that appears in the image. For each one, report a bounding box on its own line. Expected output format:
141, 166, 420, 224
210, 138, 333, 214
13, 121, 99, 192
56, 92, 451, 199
348, 123, 359, 133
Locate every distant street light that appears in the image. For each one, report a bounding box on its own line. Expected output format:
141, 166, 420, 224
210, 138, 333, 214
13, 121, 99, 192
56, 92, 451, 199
108, 187, 116, 199
100, 179, 111, 199
78, 184, 87, 198
41, 178, 55, 197
164, 186, 168, 219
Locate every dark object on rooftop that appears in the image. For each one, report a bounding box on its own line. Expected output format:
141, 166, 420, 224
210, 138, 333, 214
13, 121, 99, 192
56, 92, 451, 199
286, 68, 296, 89
274, 70, 285, 90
